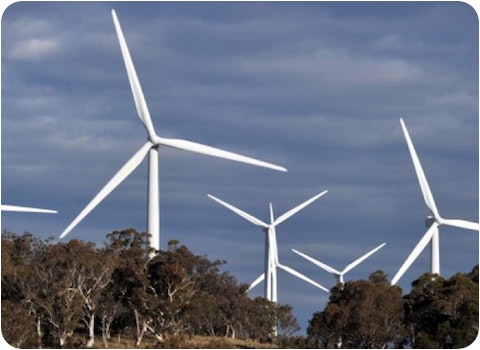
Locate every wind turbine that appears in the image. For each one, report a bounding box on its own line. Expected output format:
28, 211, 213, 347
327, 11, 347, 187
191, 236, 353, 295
1, 204, 57, 214
58, 9, 286, 251
207, 191, 330, 303
390, 118, 479, 285
292, 242, 386, 285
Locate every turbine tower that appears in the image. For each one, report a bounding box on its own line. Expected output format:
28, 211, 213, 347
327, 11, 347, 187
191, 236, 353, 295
391, 118, 479, 285
292, 242, 386, 285
1, 204, 57, 214
207, 192, 330, 303
59, 9, 286, 251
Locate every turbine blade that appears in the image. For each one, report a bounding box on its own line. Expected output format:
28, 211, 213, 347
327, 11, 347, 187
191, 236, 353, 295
442, 218, 480, 232
111, 9, 157, 138
391, 223, 438, 285
207, 194, 269, 228
269, 203, 275, 225
278, 264, 330, 293
59, 141, 152, 239
342, 242, 386, 275
274, 190, 328, 226
400, 118, 439, 218
291, 248, 340, 275
247, 273, 265, 292
159, 137, 287, 172
1, 205, 57, 214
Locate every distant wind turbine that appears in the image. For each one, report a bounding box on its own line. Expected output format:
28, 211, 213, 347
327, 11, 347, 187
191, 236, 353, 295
1, 204, 57, 214
292, 242, 386, 285
207, 192, 330, 303
59, 9, 286, 251
390, 118, 479, 286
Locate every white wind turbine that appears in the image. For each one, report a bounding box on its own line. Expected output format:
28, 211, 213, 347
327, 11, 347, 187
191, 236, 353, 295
207, 192, 330, 303
58, 9, 286, 250
390, 118, 479, 285
1, 204, 57, 214
292, 242, 386, 285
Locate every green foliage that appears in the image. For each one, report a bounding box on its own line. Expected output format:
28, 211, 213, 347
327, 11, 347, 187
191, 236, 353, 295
307, 271, 407, 348
404, 267, 479, 348
306, 268, 479, 349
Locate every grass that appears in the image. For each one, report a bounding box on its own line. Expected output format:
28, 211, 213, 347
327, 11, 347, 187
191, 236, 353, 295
91, 335, 277, 349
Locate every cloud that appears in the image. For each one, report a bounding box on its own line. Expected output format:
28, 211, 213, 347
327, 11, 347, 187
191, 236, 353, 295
240, 48, 422, 87
1, 1, 478, 335
8, 37, 60, 61
2, 16, 61, 61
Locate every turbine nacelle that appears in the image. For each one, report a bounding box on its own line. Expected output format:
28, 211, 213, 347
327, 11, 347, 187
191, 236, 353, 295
58, 9, 287, 247
292, 242, 386, 288
208, 192, 330, 300
425, 215, 436, 228
149, 135, 162, 145
390, 118, 479, 286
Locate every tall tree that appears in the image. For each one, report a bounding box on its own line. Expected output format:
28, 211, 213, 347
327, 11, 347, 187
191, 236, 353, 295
405, 267, 479, 348
276, 304, 301, 338
307, 271, 406, 348
28, 241, 89, 347
1, 232, 45, 347
63, 240, 116, 347
148, 242, 198, 338
103, 229, 153, 346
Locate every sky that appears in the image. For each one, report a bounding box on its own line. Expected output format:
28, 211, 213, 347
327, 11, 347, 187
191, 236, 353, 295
1, 1, 479, 335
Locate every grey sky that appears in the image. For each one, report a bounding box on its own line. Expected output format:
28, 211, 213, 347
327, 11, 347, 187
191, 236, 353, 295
1, 1, 478, 333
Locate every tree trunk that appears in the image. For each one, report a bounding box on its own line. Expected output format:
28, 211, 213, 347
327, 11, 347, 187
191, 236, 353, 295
134, 309, 145, 347
102, 315, 112, 347
225, 324, 236, 339
35, 318, 42, 348
59, 330, 69, 348
145, 323, 164, 343
85, 313, 95, 348
135, 323, 147, 347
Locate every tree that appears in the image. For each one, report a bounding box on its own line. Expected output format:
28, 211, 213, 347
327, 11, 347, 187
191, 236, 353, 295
28, 241, 88, 347
307, 271, 406, 348
148, 242, 199, 339
243, 297, 278, 342
63, 240, 116, 347
405, 267, 479, 348
1, 232, 45, 348
276, 303, 300, 338
103, 229, 153, 346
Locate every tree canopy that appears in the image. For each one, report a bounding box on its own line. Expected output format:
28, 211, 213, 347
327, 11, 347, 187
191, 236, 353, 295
306, 271, 406, 348
2, 230, 478, 348
306, 269, 478, 349
1, 230, 297, 348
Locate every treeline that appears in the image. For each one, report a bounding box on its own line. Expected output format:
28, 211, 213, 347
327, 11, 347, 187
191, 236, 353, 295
1, 229, 478, 348
2, 229, 300, 348
306, 267, 478, 348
